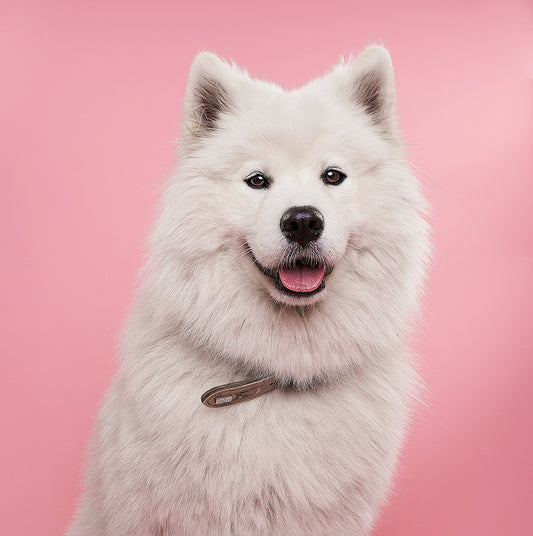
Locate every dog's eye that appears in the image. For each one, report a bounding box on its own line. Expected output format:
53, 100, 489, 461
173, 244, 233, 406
322, 169, 346, 186
245, 173, 271, 189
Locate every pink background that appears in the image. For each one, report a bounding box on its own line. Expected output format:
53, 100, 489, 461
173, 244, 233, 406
1, 1, 532, 534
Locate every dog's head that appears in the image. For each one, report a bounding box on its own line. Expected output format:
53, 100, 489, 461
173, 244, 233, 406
180, 47, 403, 306
142, 47, 429, 383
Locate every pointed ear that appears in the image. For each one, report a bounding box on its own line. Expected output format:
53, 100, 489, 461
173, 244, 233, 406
338, 46, 397, 133
183, 52, 238, 137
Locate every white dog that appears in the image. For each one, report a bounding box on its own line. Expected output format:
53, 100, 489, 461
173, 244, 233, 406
68, 45, 429, 535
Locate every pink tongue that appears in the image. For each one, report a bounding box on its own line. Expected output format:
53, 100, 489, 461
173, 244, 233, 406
278, 264, 325, 293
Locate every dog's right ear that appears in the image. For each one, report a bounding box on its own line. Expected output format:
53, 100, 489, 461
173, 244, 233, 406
183, 52, 239, 138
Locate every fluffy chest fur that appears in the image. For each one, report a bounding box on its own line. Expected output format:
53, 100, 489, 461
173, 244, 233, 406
90, 338, 413, 535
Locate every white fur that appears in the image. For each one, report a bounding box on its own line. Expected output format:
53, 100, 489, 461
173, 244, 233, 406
68, 46, 430, 535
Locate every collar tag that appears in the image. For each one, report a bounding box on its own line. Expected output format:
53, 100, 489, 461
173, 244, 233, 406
201, 376, 277, 408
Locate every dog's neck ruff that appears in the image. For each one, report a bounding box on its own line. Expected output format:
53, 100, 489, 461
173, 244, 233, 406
201, 376, 278, 408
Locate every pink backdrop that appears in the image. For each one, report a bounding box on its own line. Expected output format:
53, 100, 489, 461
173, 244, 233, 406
1, 1, 532, 534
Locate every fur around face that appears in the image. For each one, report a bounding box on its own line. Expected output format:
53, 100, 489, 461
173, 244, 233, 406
68, 46, 430, 536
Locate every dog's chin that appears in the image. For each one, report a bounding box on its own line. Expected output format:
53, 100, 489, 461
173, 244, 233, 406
269, 283, 327, 307
248, 249, 334, 307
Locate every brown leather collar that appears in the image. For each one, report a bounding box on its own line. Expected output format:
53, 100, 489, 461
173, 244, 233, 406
201, 376, 278, 408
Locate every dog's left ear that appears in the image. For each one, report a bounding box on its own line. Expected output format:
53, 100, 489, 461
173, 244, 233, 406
337, 46, 397, 135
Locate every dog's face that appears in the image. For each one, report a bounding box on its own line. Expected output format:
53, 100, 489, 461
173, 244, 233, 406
179, 47, 399, 307
225, 92, 365, 307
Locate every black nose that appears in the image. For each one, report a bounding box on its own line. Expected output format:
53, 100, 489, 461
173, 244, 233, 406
280, 206, 324, 248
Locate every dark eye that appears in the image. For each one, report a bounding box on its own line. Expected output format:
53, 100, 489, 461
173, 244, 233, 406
322, 168, 346, 186
245, 173, 271, 189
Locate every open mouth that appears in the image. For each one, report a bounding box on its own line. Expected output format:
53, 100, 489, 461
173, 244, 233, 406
277, 262, 326, 295
248, 248, 333, 298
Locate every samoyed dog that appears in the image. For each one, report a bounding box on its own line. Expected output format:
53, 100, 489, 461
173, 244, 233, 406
68, 45, 429, 535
